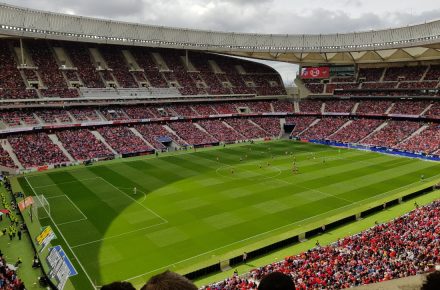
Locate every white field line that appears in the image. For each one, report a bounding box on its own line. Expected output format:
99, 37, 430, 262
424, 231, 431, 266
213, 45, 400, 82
45, 195, 88, 221
30, 177, 101, 189
57, 218, 88, 226
24, 176, 97, 290
97, 177, 168, 223
71, 222, 166, 249
116, 187, 148, 203
119, 172, 440, 284
215, 161, 354, 204
27, 145, 440, 286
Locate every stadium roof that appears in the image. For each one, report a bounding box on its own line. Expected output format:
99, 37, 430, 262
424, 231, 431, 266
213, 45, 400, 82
2, 2, 440, 65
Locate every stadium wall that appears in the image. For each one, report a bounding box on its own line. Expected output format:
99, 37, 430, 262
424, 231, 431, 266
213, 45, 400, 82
308, 140, 440, 162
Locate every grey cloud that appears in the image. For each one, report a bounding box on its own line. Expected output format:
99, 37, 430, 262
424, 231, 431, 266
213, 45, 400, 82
4, 0, 440, 84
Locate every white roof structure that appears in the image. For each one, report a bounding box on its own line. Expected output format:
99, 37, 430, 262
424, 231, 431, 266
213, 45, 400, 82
1, 2, 440, 64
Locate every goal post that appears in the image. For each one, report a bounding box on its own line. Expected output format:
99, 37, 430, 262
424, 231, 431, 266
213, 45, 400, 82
33, 194, 51, 221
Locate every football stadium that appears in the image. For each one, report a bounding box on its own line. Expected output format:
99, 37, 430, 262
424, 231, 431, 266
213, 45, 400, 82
0, 1, 439, 290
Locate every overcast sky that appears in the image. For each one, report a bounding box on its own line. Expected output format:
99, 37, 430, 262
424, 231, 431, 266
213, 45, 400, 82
6, 0, 440, 85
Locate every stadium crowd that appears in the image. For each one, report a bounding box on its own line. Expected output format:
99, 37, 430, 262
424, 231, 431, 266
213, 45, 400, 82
7, 133, 69, 168
56, 129, 113, 160
97, 126, 153, 155
203, 200, 440, 290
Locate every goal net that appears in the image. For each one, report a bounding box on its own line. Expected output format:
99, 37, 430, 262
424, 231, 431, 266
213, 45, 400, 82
33, 195, 50, 221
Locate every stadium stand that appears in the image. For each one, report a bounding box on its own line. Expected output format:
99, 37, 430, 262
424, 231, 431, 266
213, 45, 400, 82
8, 133, 69, 168
356, 100, 392, 115
96, 126, 153, 154
197, 119, 245, 143
328, 119, 384, 143
0, 254, 25, 290
298, 100, 323, 113
225, 118, 269, 139
56, 129, 114, 160
168, 121, 217, 145
286, 117, 318, 136
396, 124, 440, 154
299, 118, 348, 140
203, 200, 440, 290
134, 123, 183, 149
362, 121, 422, 148
0, 144, 17, 168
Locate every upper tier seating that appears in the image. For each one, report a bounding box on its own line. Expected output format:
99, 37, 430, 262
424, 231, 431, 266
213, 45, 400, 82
298, 100, 323, 113
0, 40, 286, 100
356, 100, 392, 115
324, 100, 356, 113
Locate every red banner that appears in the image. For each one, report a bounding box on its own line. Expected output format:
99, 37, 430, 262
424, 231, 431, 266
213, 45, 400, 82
300, 67, 330, 79
18, 196, 34, 211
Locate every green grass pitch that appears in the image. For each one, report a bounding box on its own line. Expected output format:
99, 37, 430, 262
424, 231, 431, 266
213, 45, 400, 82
16, 140, 440, 289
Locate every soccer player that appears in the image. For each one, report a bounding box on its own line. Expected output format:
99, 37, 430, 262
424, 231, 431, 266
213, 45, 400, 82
133, 187, 137, 195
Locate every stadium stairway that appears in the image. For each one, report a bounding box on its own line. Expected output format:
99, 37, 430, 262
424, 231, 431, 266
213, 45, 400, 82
354, 273, 426, 290
385, 103, 395, 114
294, 79, 311, 98
351, 102, 360, 114
1, 139, 23, 169
398, 124, 429, 145
95, 110, 109, 121
328, 120, 353, 138
221, 121, 246, 139
189, 106, 201, 116
293, 101, 300, 113
90, 130, 119, 155
279, 118, 286, 138
66, 111, 78, 122
33, 113, 45, 125
297, 118, 321, 136
248, 119, 270, 135
321, 102, 326, 114
163, 125, 188, 145
421, 65, 430, 81
359, 121, 388, 143
420, 103, 433, 116
48, 134, 75, 162
269, 102, 275, 113
193, 123, 213, 137
128, 127, 156, 149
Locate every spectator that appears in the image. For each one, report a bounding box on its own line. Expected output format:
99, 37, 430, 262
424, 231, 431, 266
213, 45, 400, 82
141, 270, 197, 290
258, 272, 295, 290
101, 281, 136, 290
421, 271, 440, 290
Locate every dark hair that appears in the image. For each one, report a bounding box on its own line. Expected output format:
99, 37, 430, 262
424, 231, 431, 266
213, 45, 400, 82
141, 270, 198, 290
101, 281, 136, 290
421, 271, 440, 290
258, 272, 295, 290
